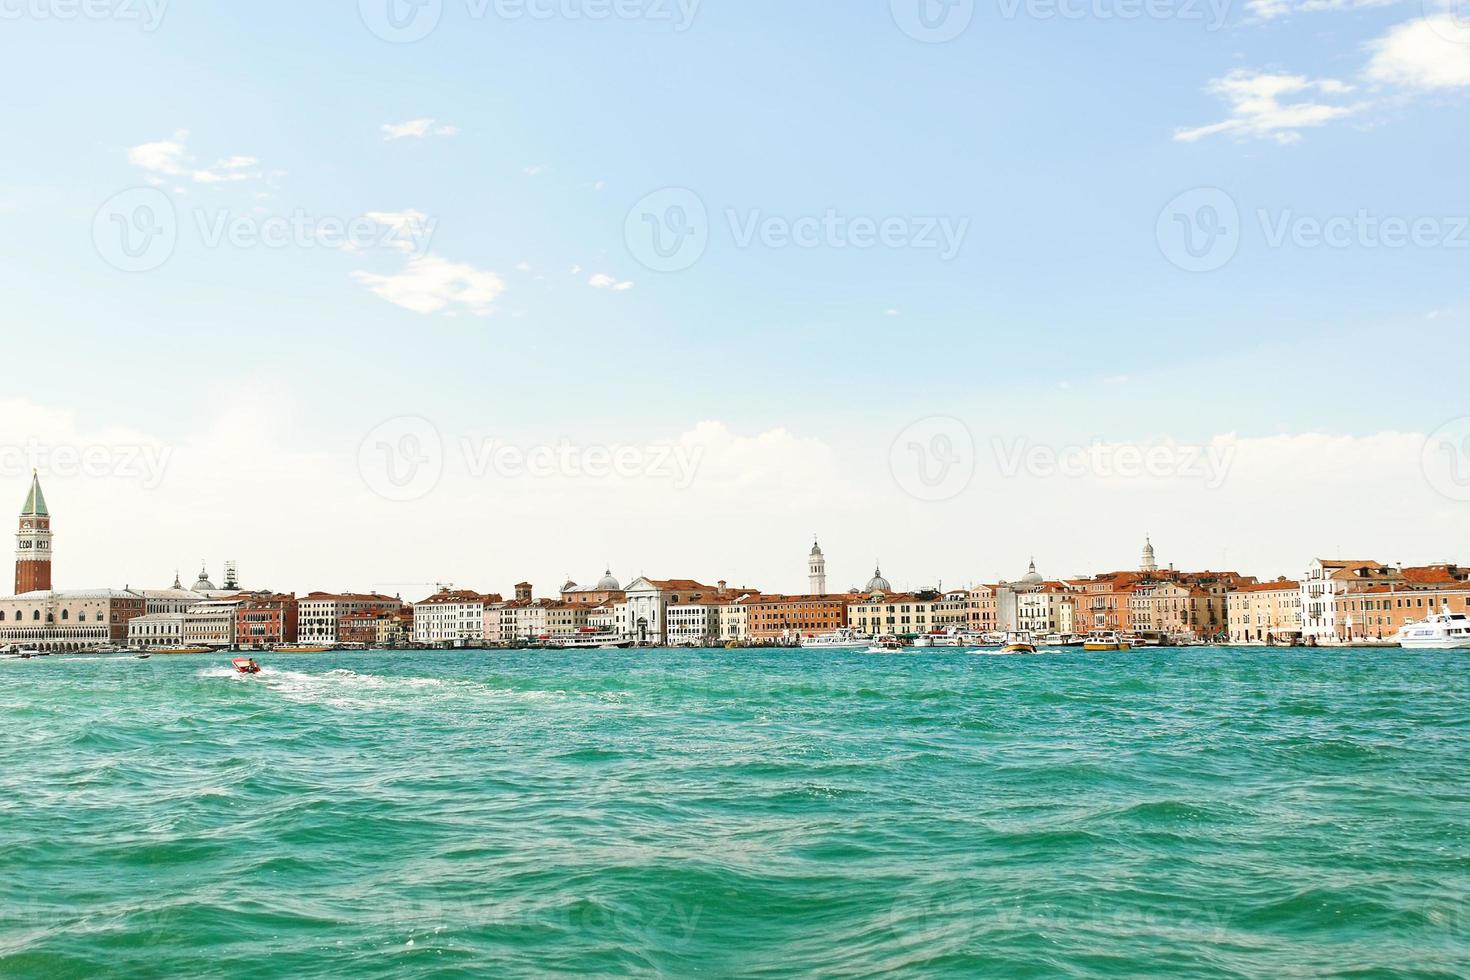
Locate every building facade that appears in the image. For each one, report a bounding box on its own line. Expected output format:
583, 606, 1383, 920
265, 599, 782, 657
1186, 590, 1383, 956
0, 589, 146, 651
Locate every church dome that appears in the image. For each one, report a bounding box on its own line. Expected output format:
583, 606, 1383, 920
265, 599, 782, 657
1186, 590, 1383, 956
193, 566, 216, 591
1018, 560, 1043, 586
865, 566, 891, 592
562, 579, 578, 593
596, 569, 621, 591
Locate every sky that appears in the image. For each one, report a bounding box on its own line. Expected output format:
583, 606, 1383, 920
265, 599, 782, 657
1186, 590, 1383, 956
2, 0, 1469, 598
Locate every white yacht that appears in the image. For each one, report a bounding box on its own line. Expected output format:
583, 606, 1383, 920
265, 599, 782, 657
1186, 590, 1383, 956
865, 636, 908, 655
911, 627, 983, 648
1394, 605, 1470, 649
801, 628, 871, 650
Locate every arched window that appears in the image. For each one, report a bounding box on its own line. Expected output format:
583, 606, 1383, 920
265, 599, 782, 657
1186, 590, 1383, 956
62, 610, 69, 621
33, 610, 40, 621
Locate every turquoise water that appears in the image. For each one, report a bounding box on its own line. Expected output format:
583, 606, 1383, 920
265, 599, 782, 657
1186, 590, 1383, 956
2, 648, 1468, 978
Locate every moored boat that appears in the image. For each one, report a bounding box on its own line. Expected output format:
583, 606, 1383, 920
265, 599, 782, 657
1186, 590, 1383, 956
1394, 604, 1470, 649
272, 645, 334, 654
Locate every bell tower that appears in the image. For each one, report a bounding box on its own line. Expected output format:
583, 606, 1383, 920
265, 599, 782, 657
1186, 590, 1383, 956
15, 471, 53, 594
808, 537, 827, 595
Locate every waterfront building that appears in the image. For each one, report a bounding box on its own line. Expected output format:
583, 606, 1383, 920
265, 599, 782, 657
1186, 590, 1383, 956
544, 601, 591, 638
413, 590, 502, 646
14, 472, 52, 595
744, 594, 846, 644
298, 592, 404, 645
1068, 573, 1142, 634
846, 583, 944, 638
128, 613, 186, 649
377, 607, 415, 647
966, 584, 999, 635
1227, 580, 1302, 644
236, 593, 298, 648
1016, 578, 1076, 636
622, 578, 743, 646
931, 589, 972, 630
1324, 564, 1470, 642
588, 601, 618, 635
182, 599, 241, 648
1300, 560, 1406, 643
0, 589, 146, 651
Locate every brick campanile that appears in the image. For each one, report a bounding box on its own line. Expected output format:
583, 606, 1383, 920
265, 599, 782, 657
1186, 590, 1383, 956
15, 471, 52, 594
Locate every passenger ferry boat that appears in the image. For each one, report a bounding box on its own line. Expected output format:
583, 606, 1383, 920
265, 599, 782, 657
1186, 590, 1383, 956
1082, 631, 1131, 652
1394, 605, 1470, 649
800, 628, 871, 650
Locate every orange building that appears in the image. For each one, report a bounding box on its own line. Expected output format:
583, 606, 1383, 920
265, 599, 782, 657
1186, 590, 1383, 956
744, 595, 850, 642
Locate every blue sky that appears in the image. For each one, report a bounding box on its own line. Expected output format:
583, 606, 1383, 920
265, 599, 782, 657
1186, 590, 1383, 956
2, 0, 1469, 593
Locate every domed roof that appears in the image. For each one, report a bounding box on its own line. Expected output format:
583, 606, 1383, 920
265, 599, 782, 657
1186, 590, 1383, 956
596, 569, 621, 591
1018, 560, 1043, 586
193, 565, 216, 591
865, 565, 891, 592
562, 579, 578, 593
810, 538, 823, 557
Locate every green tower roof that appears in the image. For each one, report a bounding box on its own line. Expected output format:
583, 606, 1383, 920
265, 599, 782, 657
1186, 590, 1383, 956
21, 472, 47, 517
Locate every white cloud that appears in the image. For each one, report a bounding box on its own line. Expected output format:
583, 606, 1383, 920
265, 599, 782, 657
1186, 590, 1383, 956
588, 273, 635, 291
381, 119, 459, 141
1175, 70, 1359, 143
128, 130, 190, 176
1366, 16, 1470, 89
1247, 0, 1401, 19
351, 255, 506, 316
359, 210, 437, 255
127, 131, 268, 185
523, 164, 546, 176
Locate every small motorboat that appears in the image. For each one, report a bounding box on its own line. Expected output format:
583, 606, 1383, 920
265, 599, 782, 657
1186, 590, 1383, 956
231, 657, 262, 675
134, 653, 151, 660
999, 631, 1038, 655
865, 636, 907, 654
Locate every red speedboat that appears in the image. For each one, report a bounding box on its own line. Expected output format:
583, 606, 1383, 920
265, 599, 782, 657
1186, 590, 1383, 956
231, 657, 261, 675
